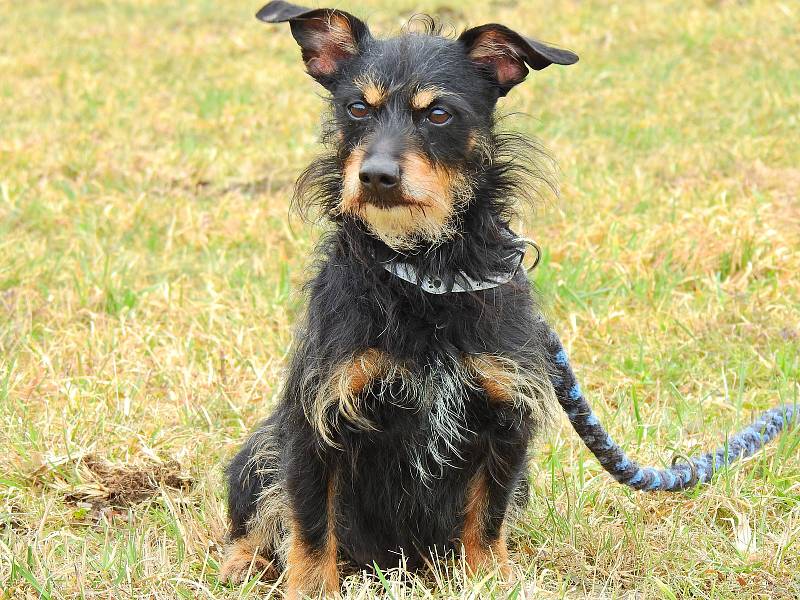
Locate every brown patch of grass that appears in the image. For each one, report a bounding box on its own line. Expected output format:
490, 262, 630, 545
30, 452, 193, 508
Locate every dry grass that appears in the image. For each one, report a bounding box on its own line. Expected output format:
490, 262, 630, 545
1, 0, 799, 598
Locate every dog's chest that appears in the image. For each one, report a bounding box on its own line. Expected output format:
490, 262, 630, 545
332, 355, 532, 569
342, 354, 518, 481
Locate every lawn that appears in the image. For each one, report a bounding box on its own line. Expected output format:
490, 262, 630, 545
1, 0, 799, 598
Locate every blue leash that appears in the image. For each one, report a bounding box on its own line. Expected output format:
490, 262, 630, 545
544, 323, 797, 491
380, 239, 796, 490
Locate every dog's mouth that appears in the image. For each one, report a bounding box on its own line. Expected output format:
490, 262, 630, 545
359, 191, 421, 210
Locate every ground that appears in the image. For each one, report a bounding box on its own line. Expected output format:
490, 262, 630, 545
1, 0, 799, 598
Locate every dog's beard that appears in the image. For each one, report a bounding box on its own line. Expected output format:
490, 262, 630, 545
339, 148, 473, 251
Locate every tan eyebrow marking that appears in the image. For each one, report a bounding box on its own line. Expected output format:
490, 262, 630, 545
410, 87, 441, 110
354, 75, 387, 107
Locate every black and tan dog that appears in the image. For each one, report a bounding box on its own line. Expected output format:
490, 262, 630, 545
222, 1, 577, 596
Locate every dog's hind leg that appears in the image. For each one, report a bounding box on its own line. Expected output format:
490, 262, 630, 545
221, 414, 288, 584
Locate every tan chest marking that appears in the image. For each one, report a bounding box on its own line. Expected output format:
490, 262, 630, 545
464, 353, 557, 426
464, 354, 520, 403
312, 349, 399, 446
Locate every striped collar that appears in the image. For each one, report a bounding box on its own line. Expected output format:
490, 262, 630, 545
379, 237, 539, 295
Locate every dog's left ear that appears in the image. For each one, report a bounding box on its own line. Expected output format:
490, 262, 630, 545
459, 24, 578, 96
256, 1, 371, 90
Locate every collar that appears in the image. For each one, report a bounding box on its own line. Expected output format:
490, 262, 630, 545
379, 237, 540, 295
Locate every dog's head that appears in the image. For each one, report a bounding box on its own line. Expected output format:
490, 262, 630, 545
258, 1, 577, 251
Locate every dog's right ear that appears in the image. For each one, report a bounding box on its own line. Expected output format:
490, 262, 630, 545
257, 1, 371, 90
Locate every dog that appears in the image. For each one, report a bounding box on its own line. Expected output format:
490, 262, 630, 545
221, 2, 578, 597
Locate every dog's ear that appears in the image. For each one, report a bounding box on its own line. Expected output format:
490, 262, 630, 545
257, 1, 371, 89
458, 24, 578, 96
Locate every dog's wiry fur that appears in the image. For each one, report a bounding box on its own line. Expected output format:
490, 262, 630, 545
224, 2, 577, 596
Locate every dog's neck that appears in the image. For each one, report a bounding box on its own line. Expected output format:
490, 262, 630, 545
377, 228, 530, 294
340, 196, 533, 293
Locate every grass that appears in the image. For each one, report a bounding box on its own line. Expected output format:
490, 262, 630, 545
1, 0, 799, 597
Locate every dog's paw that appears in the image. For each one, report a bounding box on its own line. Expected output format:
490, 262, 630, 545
465, 552, 517, 586
219, 541, 277, 585
499, 559, 518, 586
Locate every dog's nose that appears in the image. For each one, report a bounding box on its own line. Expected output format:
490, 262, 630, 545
359, 156, 400, 191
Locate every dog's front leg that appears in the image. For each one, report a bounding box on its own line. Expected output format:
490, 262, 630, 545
284, 437, 339, 599
461, 468, 513, 579
460, 353, 543, 578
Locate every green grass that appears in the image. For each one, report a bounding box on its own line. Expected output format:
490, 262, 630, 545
1, 0, 799, 598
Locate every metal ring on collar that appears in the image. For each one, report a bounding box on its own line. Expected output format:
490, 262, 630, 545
522, 239, 542, 273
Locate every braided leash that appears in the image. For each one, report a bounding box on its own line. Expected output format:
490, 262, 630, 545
544, 323, 797, 491
378, 239, 796, 489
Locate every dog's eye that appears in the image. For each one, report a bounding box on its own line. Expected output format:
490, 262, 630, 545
347, 102, 370, 120
427, 107, 452, 125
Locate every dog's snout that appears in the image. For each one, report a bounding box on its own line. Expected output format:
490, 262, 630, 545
359, 155, 400, 191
